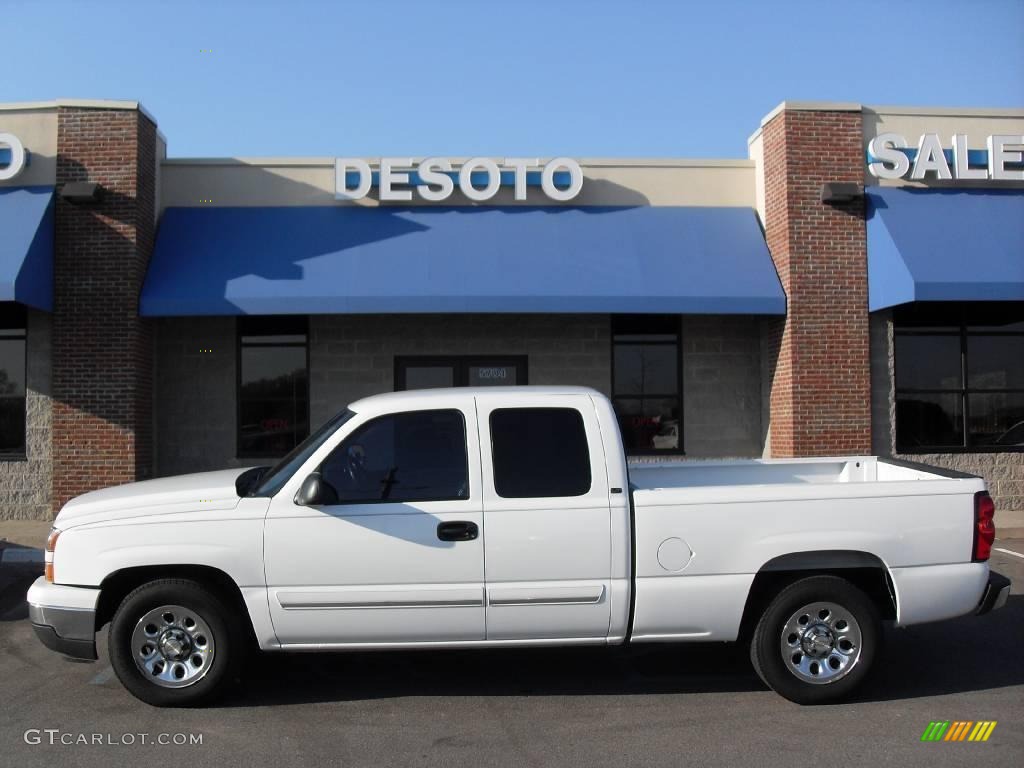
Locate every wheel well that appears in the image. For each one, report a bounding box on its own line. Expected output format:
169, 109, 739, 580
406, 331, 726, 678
95, 565, 257, 645
738, 551, 897, 641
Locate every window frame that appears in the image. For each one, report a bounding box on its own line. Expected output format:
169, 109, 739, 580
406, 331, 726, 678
610, 314, 684, 456
489, 406, 593, 499
0, 304, 27, 461
236, 316, 311, 460
394, 355, 528, 390
319, 408, 471, 505
894, 305, 1024, 454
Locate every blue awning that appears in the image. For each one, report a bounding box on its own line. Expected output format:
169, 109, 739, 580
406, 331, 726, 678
141, 205, 784, 316
0, 186, 54, 311
866, 188, 1024, 311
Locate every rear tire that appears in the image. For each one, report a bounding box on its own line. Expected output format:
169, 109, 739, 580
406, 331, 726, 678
109, 579, 242, 707
750, 575, 880, 705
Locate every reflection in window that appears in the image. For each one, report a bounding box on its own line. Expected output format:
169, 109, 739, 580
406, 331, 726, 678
320, 409, 468, 503
238, 317, 309, 458
894, 304, 1024, 451
0, 304, 26, 455
611, 316, 682, 453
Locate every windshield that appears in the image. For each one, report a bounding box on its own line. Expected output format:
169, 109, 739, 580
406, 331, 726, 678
252, 408, 356, 497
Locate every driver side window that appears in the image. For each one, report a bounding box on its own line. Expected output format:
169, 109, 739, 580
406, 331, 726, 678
320, 409, 469, 503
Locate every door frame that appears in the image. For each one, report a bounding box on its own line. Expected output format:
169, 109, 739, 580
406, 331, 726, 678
262, 394, 487, 647
474, 392, 614, 641
394, 355, 528, 390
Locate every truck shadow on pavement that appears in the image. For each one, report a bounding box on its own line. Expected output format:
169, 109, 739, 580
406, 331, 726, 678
220, 594, 1024, 707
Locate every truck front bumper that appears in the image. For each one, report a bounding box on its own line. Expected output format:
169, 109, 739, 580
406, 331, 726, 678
975, 571, 1011, 616
26, 576, 99, 661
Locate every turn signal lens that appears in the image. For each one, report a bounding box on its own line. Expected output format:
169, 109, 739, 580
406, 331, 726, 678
973, 491, 996, 562
45, 528, 60, 582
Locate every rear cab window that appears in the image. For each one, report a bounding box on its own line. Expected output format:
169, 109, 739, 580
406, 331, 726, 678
489, 408, 592, 498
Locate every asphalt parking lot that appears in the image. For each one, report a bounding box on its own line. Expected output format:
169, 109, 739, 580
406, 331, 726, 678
1, 541, 1022, 768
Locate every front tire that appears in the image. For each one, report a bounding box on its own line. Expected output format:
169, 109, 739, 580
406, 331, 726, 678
109, 579, 242, 707
750, 575, 880, 705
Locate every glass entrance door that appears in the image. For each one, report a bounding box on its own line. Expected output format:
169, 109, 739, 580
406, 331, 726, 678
396, 356, 528, 391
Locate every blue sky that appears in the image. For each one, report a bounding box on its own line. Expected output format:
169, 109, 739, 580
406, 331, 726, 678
4, 0, 1023, 158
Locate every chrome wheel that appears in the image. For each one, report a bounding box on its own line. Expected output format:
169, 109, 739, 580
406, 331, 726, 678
779, 601, 862, 684
130, 604, 216, 689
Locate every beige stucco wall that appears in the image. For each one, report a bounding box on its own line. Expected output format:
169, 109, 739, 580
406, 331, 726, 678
863, 106, 1024, 189
159, 158, 756, 213
747, 102, 1024, 195
747, 131, 766, 223
0, 105, 58, 188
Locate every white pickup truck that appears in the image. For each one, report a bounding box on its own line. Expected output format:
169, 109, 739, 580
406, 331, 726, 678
28, 386, 1008, 707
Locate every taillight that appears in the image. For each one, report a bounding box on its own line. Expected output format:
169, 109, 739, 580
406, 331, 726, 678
973, 491, 995, 562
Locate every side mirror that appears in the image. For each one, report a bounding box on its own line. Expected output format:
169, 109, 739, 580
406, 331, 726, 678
294, 472, 338, 507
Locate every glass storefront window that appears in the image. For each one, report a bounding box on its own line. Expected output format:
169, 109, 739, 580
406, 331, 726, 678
968, 393, 1024, 448
894, 303, 1024, 452
611, 316, 682, 454
0, 304, 26, 456
238, 317, 309, 458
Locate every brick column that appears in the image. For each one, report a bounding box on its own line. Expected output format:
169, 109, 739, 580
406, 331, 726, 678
761, 107, 871, 456
52, 106, 157, 510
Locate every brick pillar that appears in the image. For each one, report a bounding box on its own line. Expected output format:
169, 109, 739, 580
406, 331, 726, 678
761, 107, 871, 456
52, 106, 157, 510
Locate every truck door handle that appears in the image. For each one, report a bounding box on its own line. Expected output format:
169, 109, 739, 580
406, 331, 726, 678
437, 521, 479, 542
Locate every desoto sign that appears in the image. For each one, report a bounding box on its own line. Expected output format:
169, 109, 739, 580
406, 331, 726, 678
335, 157, 584, 202
0, 133, 27, 181
867, 133, 1024, 181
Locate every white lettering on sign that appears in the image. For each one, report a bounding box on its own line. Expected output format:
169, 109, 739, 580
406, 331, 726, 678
0, 133, 27, 181
335, 157, 584, 201
867, 133, 1024, 182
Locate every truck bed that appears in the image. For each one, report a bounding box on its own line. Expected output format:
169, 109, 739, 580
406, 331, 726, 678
628, 456, 972, 491
624, 455, 988, 642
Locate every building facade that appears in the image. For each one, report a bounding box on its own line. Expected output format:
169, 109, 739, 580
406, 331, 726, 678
0, 99, 1021, 527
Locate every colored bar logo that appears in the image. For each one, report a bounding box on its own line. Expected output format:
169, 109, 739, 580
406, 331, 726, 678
921, 721, 997, 742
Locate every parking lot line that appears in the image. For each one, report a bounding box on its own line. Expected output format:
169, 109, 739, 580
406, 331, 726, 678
993, 547, 1024, 560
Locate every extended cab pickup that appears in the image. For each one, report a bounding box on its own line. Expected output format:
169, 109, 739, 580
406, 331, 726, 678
28, 387, 1009, 706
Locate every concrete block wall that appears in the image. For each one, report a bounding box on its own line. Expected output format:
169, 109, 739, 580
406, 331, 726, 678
870, 311, 1024, 526
0, 310, 53, 520
683, 316, 763, 457
869, 310, 895, 457
152, 313, 767, 477
153, 317, 241, 477
308, 314, 612, 426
